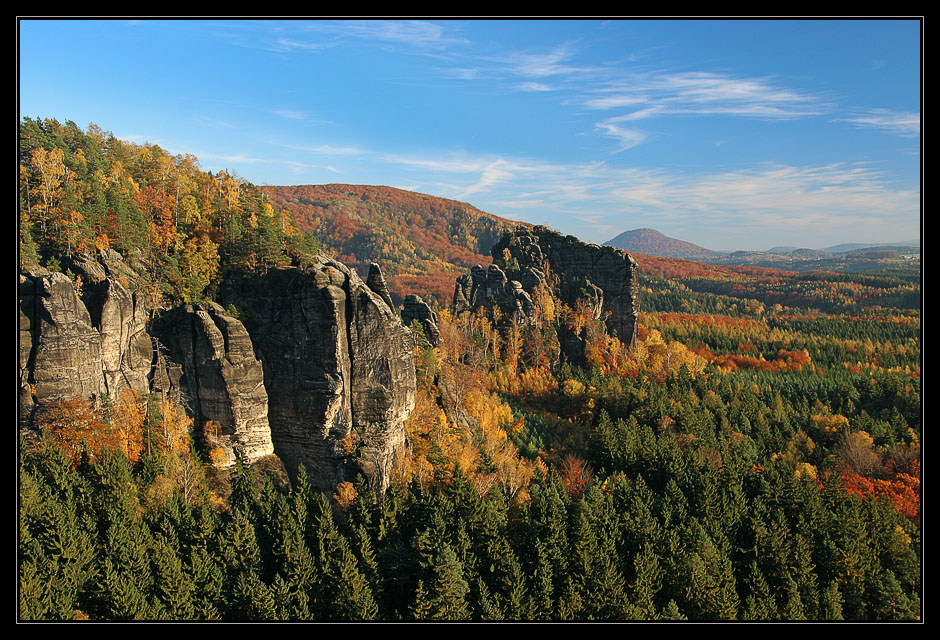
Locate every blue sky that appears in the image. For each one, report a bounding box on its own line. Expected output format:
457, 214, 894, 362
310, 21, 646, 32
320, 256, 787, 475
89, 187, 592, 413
19, 19, 921, 250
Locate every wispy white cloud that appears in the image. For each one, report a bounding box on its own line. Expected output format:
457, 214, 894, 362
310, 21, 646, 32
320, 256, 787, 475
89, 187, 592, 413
518, 81, 554, 92
194, 115, 238, 129
377, 146, 917, 245
583, 95, 647, 110
586, 71, 824, 121
488, 198, 545, 209
507, 43, 591, 78
606, 163, 919, 235
338, 20, 467, 49
197, 151, 270, 164
595, 118, 648, 151
836, 108, 920, 137
267, 37, 332, 53
255, 20, 467, 54
282, 142, 369, 156
451, 67, 481, 80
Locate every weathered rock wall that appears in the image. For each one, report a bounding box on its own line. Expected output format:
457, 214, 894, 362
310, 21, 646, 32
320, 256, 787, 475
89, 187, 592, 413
452, 225, 639, 367
20, 251, 417, 491
18, 253, 275, 466
18, 249, 154, 418
222, 258, 416, 493
401, 294, 440, 347
491, 226, 640, 345
151, 302, 274, 466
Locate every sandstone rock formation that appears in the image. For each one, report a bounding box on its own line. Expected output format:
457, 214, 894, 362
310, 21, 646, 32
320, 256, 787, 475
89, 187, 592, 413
20, 250, 419, 492
19, 252, 277, 467
19, 249, 154, 419
453, 264, 536, 324
492, 226, 640, 345
401, 294, 440, 347
151, 302, 274, 466
453, 225, 640, 365
222, 256, 416, 493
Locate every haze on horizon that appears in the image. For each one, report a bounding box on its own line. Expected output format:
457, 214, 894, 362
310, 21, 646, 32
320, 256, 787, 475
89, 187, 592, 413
18, 19, 921, 252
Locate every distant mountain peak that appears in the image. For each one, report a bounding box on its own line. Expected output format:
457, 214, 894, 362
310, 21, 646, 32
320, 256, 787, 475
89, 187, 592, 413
605, 228, 719, 260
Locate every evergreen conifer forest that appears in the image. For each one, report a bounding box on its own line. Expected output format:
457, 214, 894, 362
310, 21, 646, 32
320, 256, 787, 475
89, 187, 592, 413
18, 118, 921, 621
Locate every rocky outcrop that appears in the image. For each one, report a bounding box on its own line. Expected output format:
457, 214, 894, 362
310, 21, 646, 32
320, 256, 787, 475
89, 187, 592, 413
453, 225, 640, 366
222, 256, 416, 493
19, 268, 107, 415
401, 294, 440, 347
19, 252, 275, 466
18, 250, 156, 419
492, 226, 640, 345
19, 250, 417, 492
151, 302, 274, 466
366, 263, 395, 310
453, 264, 535, 323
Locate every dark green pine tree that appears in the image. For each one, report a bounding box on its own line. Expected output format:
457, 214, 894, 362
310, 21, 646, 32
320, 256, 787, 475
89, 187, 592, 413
349, 523, 383, 607
528, 541, 556, 621
230, 571, 278, 621
569, 497, 629, 620
684, 523, 740, 620
269, 497, 316, 596
422, 543, 471, 621
96, 518, 156, 620
631, 543, 664, 620
410, 580, 433, 620
99, 557, 155, 620
788, 524, 821, 619
310, 494, 379, 620
828, 499, 875, 619
19, 553, 55, 620
270, 573, 311, 620
228, 458, 261, 519
19, 459, 98, 619
521, 473, 569, 593
475, 577, 505, 620
871, 569, 920, 621
219, 510, 266, 619
152, 534, 196, 620
186, 545, 223, 620
482, 536, 528, 620
782, 576, 806, 621
818, 582, 844, 621
660, 599, 688, 621
742, 561, 777, 621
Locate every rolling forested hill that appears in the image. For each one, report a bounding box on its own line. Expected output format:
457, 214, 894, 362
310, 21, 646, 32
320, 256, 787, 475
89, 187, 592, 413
267, 184, 524, 306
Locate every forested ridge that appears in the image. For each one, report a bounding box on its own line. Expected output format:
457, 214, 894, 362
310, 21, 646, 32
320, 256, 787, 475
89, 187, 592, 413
18, 119, 921, 621
267, 183, 522, 306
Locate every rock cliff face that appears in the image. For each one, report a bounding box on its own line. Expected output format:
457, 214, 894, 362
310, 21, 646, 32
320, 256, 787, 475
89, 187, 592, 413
401, 294, 440, 347
19, 251, 415, 492
151, 302, 274, 466
453, 225, 640, 363
18, 249, 154, 418
222, 257, 416, 493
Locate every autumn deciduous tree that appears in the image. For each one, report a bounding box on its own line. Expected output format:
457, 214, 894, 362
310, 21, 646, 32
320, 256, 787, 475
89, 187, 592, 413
37, 397, 119, 465
559, 454, 593, 499
839, 431, 883, 477
113, 388, 145, 464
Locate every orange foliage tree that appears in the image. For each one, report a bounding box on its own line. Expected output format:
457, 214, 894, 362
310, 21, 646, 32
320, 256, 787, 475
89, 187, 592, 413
112, 388, 145, 464
37, 397, 120, 465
